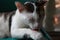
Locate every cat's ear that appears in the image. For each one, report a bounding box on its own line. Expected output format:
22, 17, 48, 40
15, 2, 24, 12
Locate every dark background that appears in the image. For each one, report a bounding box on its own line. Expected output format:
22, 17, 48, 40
0, 0, 36, 12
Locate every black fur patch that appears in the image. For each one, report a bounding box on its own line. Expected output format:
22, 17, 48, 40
9, 11, 15, 32
24, 3, 34, 13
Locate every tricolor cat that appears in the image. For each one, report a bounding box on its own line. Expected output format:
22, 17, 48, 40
0, 1, 46, 40
11, 2, 46, 40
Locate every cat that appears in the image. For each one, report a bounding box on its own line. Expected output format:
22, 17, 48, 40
0, 1, 46, 40
11, 1, 46, 40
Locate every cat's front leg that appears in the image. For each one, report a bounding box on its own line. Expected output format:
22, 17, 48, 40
11, 28, 43, 40
11, 28, 33, 38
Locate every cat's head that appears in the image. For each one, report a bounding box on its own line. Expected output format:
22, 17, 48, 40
15, 1, 46, 29
15, 1, 46, 14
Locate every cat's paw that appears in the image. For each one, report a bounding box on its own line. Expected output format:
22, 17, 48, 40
30, 32, 43, 40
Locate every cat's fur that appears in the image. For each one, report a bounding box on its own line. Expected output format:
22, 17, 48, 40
0, 11, 15, 38
11, 2, 46, 40
0, 1, 46, 40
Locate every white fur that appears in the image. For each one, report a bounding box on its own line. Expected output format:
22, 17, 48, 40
11, 7, 43, 40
